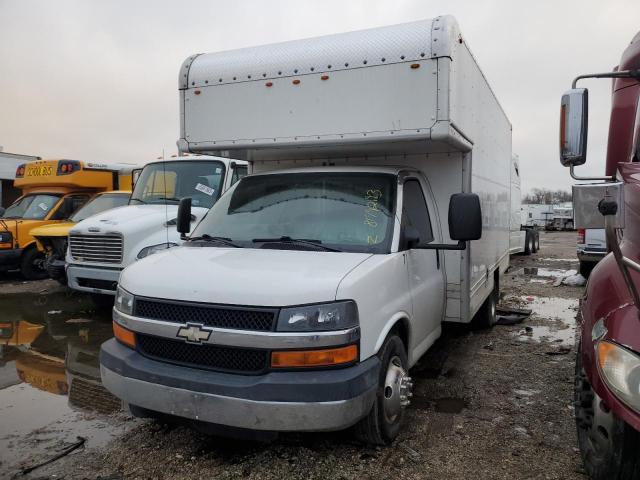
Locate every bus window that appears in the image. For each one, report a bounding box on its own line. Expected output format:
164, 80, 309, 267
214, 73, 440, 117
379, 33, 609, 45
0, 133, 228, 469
50, 195, 90, 220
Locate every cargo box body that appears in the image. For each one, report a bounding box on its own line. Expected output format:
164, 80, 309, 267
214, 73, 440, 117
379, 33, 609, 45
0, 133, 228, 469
178, 16, 511, 323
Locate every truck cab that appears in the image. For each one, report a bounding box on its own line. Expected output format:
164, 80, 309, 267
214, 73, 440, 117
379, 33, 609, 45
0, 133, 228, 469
66, 155, 247, 295
559, 29, 640, 479
101, 16, 511, 444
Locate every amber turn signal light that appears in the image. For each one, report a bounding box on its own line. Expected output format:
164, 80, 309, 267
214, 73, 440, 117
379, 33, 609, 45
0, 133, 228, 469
271, 344, 358, 368
113, 321, 136, 349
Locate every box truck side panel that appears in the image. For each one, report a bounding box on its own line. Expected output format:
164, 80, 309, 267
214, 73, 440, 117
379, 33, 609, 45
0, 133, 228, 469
446, 45, 512, 320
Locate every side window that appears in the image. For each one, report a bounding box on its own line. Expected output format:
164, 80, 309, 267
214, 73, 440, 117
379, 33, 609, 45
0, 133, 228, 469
50, 195, 89, 220
231, 165, 248, 186
401, 179, 434, 246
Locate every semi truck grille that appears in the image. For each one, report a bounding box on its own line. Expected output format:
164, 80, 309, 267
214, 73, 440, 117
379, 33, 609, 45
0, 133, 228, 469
69, 234, 123, 264
134, 299, 277, 331
136, 334, 269, 374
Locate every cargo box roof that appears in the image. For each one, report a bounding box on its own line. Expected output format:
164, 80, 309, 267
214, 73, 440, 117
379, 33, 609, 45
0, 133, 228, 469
181, 16, 457, 89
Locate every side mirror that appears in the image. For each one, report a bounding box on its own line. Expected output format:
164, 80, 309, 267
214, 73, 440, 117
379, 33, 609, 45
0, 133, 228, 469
177, 197, 192, 238
448, 193, 482, 241
560, 88, 588, 167
403, 226, 420, 250
0, 207, 5, 217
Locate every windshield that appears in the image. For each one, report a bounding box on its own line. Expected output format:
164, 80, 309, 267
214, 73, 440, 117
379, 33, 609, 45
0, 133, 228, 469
192, 172, 397, 253
129, 160, 225, 208
70, 193, 130, 222
3, 194, 61, 220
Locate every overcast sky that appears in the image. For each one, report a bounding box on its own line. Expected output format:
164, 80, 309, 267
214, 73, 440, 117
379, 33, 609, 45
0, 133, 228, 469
1, 0, 638, 193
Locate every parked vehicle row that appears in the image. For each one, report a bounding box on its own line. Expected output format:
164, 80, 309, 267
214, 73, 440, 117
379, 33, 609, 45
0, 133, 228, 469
1, 16, 551, 447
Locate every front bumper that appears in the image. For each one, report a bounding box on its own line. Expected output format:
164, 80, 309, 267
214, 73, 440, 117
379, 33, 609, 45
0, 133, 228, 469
0, 248, 22, 270
67, 264, 122, 295
100, 339, 378, 432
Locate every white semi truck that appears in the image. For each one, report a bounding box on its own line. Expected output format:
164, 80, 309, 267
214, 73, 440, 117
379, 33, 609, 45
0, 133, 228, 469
101, 16, 512, 444
66, 155, 247, 295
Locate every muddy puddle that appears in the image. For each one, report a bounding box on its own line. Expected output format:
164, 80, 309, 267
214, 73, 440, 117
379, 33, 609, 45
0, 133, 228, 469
0, 290, 131, 477
514, 296, 578, 346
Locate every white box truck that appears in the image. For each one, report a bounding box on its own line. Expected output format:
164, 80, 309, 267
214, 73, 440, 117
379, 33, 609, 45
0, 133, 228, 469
101, 16, 512, 444
66, 155, 247, 295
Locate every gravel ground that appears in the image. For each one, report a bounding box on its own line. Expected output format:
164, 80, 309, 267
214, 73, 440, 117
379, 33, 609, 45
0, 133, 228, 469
4, 231, 587, 479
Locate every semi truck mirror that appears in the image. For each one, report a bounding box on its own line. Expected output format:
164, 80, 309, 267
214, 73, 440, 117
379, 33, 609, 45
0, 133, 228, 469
448, 193, 482, 241
177, 197, 192, 238
560, 88, 589, 167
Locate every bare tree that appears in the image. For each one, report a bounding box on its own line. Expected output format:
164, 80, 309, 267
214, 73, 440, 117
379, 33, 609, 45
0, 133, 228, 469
523, 188, 571, 204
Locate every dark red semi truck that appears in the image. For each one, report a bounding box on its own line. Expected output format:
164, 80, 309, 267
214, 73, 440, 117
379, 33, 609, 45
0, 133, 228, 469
559, 31, 640, 478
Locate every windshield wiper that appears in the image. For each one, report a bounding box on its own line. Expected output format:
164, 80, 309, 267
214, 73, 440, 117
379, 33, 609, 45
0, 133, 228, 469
156, 197, 182, 203
252, 236, 342, 252
189, 234, 242, 248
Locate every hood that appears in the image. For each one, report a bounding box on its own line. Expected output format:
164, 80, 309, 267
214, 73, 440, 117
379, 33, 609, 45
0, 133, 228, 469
70, 204, 207, 235
30, 222, 75, 238
120, 246, 373, 306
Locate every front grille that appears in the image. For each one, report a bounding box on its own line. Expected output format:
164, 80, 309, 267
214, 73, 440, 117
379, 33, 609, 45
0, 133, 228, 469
69, 234, 123, 264
136, 334, 269, 374
134, 299, 277, 331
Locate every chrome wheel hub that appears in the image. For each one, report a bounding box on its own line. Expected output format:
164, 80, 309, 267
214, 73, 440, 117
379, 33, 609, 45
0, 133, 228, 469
382, 356, 412, 423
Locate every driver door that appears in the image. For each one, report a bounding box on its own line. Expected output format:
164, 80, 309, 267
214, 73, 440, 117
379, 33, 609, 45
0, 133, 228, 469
401, 176, 445, 361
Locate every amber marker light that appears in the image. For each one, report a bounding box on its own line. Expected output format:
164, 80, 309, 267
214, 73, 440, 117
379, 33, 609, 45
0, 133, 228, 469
292, 79, 301, 85
321, 75, 329, 81
271, 344, 358, 368
410, 63, 420, 69
113, 321, 136, 349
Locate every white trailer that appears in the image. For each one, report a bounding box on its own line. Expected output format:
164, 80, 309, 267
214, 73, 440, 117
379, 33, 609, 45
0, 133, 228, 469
521, 203, 554, 228
102, 16, 512, 444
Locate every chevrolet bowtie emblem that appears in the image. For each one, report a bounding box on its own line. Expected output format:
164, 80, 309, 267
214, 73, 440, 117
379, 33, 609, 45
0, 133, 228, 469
176, 323, 212, 344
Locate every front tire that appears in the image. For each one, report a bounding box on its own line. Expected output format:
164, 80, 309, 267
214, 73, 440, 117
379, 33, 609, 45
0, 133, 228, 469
354, 334, 410, 445
20, 247, 48, 280
575, 347, 640, 479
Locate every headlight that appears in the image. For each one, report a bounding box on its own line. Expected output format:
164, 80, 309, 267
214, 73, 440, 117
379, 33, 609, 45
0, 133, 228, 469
277, 301, 358, 332
597, 340, 640, 411
137, 242, 178, 259
114, 286, 134, 315
0, 231, 13, 248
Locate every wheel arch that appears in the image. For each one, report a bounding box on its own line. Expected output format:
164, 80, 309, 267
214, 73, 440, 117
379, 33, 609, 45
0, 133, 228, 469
373, 313, 411, 357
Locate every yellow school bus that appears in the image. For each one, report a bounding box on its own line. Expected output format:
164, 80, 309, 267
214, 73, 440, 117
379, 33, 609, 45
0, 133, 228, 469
0, 159, 137, 279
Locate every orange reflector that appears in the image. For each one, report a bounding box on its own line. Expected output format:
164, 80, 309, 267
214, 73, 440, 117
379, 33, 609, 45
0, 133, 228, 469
61, 164, 67, 172
560, 103, 567, 149
266, 82, 273, 87
292, 79, 301, 85
597, 341, 616, 369
113, 321, 136, 349
194, 90, 201, 95
321, 75, 329, 80
410, 63, 420, 69
271, 344, 358, 368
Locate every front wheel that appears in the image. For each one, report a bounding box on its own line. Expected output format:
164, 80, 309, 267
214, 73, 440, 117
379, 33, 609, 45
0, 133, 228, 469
20, 247, 48, 280
354, 334, 411, 445
575, 348, 640, 479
